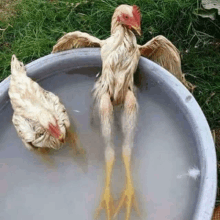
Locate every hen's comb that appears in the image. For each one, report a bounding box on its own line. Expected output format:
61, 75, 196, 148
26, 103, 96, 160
132, 5, 141, 26
49, 123, 60, 138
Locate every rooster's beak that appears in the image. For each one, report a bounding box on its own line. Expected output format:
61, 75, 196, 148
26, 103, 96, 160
132, 26, 142, 36
58, 134, 65, 143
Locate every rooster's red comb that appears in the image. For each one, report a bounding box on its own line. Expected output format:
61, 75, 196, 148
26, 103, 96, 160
132, 5, 141, 26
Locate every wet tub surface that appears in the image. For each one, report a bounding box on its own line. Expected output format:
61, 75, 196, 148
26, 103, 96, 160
0, 48, 216, 220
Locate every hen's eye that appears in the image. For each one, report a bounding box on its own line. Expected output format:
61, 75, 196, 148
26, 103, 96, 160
125, 16, 129, 19
36, 132, 44, 139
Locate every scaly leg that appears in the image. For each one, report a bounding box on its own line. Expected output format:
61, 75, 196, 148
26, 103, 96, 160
114, 90, 140, 220
95, 93, 115, 220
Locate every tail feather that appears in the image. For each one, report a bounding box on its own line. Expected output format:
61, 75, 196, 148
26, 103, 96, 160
11, 54, 26, 76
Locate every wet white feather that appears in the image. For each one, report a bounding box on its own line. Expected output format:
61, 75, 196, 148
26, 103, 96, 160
92, 5, 140, 105
187, 167, 201, 180
177, 167, 200, 180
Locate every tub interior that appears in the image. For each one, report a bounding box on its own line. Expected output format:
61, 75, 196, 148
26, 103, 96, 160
0, 65, 201, 220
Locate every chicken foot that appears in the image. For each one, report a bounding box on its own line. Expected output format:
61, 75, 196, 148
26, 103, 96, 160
95, 150, 115, 220
114, 90, 140, 220
95, 93, 115, 220
113, 152, 140, 220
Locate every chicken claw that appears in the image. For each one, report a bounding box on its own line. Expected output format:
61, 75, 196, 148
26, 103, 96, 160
95, 186, 115, 220
95, 152, 115, 220
113, 182, 140, 220
114, 152, 140, 220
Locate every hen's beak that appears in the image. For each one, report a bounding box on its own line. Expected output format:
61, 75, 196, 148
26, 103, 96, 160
132, 26, 142, 37
58, 134, 65, 143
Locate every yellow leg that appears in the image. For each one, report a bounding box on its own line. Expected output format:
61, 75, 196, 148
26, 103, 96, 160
95, 151, 115, 220
114, 150, 140, 220
95, 92, 115, 219
113, 90, 139, 219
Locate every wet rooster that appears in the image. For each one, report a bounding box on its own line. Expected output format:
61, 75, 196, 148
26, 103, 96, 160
9, 55, 77, 151
52, 4, 193, 220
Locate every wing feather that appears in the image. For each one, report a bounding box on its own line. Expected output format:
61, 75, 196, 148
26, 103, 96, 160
139, 35, 195, 92
52, 31, 104, 53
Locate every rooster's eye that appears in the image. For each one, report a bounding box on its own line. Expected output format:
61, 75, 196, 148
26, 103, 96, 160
125, 16, 129, 19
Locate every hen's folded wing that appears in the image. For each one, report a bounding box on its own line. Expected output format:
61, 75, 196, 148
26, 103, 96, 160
42, 90, 70, 129
138, 35, 195, 92
52, 31, 104, 53
12, 114, 36, 150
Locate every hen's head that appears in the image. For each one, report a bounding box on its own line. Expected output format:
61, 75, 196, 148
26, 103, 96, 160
39, 113, 65, 144
114, 4, 142, 36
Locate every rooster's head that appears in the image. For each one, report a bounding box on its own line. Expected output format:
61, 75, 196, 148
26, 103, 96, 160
115, 5, 142, 36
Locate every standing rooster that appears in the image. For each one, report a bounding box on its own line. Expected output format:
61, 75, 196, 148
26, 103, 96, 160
9, 55, 78, 151
52, 4, 193, 220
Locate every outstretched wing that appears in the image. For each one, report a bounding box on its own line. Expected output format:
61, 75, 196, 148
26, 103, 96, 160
139, 35, 182, 80
138, 35, 196, 92
52, 31, 104, 53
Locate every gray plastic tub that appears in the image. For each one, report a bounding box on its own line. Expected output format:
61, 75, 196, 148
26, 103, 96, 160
0, 48, 217, 220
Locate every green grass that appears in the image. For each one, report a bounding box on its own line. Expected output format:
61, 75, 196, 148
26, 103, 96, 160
1, 0, 220, 204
